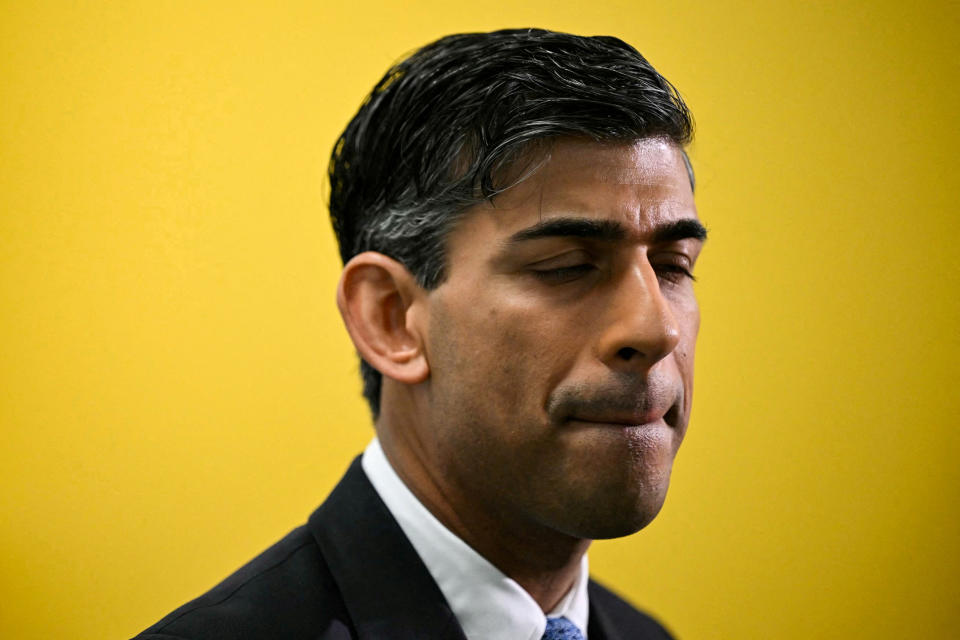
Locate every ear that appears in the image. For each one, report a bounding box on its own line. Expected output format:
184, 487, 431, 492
336, 252, 430, 386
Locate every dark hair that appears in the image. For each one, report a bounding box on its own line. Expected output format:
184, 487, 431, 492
328, 28, 694, 417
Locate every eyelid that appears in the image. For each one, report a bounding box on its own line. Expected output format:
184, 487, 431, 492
652, 248, 694, 267
659, 264, 696, 281
653, 260, 696, 284
528, 249, 594, 270
530, 263, 596, 285
650, 250, 697, 282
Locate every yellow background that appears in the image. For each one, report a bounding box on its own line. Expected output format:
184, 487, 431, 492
2, 1, 957, 638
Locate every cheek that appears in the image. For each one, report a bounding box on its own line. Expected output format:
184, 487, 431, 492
673, 299, 699, 415
432, 296, 574, 419
676, 318, 698, 369
474, 314, 547, 411
672, 292, 700, 356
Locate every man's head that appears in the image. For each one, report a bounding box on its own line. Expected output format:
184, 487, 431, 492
331, 29, 704, 540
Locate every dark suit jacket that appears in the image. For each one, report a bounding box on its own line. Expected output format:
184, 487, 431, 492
134, 457, 674, 639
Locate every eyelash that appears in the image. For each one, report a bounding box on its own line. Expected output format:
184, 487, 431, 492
531, 264, 596, 284
656, 264, 697, 284
532, 263, 695, 285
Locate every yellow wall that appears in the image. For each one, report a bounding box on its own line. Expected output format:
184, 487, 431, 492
2, 2, 957, 638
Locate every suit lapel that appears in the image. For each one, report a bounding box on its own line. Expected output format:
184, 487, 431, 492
587, 581, 618, 640
308, 457, 467, 640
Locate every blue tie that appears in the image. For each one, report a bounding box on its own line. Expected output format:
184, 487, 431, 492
542, 616, 585, 640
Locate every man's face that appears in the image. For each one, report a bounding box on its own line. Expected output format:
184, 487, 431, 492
420, 137, 704, 540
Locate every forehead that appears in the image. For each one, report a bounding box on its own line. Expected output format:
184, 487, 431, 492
478, 137, 696, 237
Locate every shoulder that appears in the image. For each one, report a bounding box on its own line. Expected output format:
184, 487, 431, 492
132, 526, 353, 640
588, 579, 675, 640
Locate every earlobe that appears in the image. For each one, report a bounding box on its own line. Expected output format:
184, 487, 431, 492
336, 252, 430, 386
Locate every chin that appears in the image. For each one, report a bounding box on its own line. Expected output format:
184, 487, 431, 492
568, 436, 677, 539
548, 472, 673, 540
586, 487, 670, 540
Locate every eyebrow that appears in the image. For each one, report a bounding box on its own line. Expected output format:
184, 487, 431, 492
505, 216, 708, 245
652, 218, 709, 243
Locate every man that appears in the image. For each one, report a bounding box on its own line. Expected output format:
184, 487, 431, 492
136, 28, 706, 640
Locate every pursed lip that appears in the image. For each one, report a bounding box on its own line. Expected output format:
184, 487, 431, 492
548, 379, 685, 431
569, 404, 677, 428
568, 400, 680, 428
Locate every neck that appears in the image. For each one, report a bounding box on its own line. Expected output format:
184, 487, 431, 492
376, 401, 590, 612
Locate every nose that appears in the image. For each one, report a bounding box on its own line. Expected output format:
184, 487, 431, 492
597, 257, 680, 372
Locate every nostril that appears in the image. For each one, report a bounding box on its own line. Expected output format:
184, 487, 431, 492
617, 347, 640, 361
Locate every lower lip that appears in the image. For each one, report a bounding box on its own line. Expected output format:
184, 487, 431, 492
568, 417, 669, 429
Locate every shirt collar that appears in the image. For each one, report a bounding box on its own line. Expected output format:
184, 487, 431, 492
362, 437, 589, 640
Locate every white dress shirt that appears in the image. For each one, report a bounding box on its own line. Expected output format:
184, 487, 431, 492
362, 437, 590, 640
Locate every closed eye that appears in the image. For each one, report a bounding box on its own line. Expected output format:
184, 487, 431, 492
531, 263, 596, 284
655, 263, 696, 284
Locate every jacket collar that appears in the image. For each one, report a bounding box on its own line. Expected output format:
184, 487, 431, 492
586, 584, 616, 640
308, 456, 622, 640
307, 456, 468, 639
